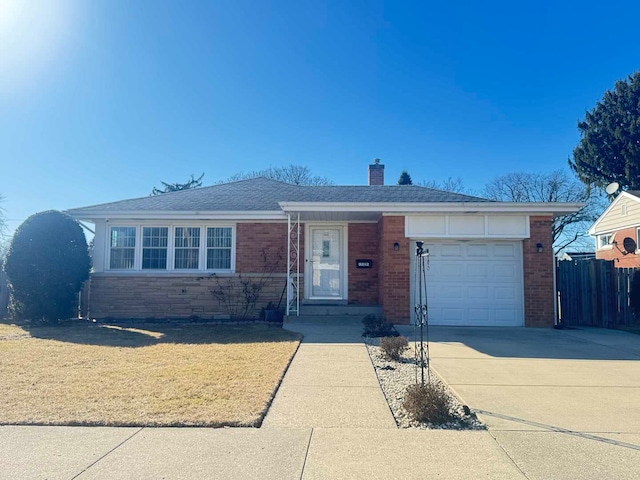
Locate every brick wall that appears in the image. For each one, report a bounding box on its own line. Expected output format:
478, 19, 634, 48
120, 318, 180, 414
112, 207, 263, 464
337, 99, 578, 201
89, 222, 298, 320
523, 216, 555, 327
348, 223, 379, 304
89, 274, 286, 320
378, 216, 410, 323
236, 223, 291, 273
595, 226, 640, 268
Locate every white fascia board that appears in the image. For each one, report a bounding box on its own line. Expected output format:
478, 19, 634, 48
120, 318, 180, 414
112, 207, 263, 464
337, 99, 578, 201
588, 191, 640, 235
65, 210, 287, 222
279, 201, 584, 216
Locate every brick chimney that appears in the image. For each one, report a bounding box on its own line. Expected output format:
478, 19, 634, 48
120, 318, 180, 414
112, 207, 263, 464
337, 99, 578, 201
368, 159, 384, 185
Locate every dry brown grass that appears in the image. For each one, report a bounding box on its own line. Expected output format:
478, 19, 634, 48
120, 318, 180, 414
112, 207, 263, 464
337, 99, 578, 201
0, 322, 301, 427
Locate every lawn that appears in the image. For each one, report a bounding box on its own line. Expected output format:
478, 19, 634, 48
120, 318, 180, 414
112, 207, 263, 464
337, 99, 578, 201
0, 322, 301, 427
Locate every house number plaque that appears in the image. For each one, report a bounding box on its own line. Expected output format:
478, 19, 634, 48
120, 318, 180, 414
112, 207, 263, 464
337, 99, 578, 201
355, 259, 373, 269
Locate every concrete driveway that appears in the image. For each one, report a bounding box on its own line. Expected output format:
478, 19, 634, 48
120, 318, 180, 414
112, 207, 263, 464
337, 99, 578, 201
405, 326, 640, 480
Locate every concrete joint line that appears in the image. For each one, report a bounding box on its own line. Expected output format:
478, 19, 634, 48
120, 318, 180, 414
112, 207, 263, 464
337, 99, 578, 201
71, 427, 145, 479
299, 428, 314, 480
476, 410, 640, 451
487, 430, 531, 480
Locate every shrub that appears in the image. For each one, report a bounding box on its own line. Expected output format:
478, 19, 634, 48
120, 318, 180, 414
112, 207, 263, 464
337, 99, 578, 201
362, 314, 397, 337
379, 336, 409, 361
403, 382, 455, 425
4, 210, 90, 324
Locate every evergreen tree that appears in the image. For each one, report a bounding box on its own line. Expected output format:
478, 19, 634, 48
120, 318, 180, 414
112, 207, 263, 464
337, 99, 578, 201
4, 211, 90, 324
398, 170, 413, 185
570, 72, 640, 191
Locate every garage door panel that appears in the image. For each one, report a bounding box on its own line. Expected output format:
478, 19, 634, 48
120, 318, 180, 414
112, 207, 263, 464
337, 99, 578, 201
495, 286, 518, 300
411, 240, 524, 327
493, 264, 517, 280
468, 286, 489, 299
467, 244, 490, 256
467, 264, 489, 278
494, 243, 517, 257
441, 244, 463, 256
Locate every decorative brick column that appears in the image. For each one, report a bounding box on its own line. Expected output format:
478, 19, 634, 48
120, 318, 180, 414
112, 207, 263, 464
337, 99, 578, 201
378, 216, 410, 323
523, 216, 555, 327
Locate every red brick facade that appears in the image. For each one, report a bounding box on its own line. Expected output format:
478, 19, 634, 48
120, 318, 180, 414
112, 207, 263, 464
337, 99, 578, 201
88, 217, 556, 327
347, 223, 379, 304
522, 216, 555, 327
378, 216, 411, 324
594, 226, 640, 268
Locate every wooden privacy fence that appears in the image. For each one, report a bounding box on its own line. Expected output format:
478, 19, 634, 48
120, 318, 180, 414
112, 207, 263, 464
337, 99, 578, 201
557, 259, 639, 328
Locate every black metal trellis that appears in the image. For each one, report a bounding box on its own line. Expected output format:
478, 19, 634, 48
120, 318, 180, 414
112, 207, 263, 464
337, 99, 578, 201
413, 241, 430, 385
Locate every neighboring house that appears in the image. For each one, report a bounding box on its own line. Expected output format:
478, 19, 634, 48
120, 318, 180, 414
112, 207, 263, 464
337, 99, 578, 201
558, 251, 596, 262
66, 161, 581, 327
588, 191, 640, 268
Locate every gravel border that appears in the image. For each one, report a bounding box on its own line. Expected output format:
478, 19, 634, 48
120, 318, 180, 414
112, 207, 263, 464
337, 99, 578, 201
365, 338, 485, 430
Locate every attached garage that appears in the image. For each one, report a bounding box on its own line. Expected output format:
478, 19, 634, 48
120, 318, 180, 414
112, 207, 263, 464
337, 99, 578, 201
406, 214, 530, 327
409, 240, 524, 326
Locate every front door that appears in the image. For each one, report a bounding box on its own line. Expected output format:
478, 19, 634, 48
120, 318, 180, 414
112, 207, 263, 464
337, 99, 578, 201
309, 227, 343, 299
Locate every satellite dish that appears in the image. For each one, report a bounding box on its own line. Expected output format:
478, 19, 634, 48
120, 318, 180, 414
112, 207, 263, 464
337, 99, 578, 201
605, 182, 620, 195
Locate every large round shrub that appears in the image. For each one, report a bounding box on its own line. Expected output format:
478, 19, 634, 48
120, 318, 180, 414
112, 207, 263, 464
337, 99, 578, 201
4, 210, 90, 323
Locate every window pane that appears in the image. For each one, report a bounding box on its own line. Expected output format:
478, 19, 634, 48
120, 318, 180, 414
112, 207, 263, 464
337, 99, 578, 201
175, 249, 199, 269
206, 227, 232, 269
207, 227, 232, 248
111, 227, 136, 248
175, 227, 200, 248
174, 227, 200, 269
207, 248, 231, 269
142, 227, 168, 269
110, 227, 136, 269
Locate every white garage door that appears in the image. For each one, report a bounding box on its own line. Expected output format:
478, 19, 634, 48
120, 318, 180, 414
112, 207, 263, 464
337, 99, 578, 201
410, 241, 524, 326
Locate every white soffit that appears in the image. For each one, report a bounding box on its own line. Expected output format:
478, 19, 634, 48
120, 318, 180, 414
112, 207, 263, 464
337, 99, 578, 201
406, 214, 529, 239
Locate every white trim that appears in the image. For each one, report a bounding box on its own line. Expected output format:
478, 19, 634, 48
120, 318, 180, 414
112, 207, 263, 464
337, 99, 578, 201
304, 223, 348, 301
589, 191, 640, 235
405, 214, 531, 239
281, 201, 583, 216
69, 211, 287, 222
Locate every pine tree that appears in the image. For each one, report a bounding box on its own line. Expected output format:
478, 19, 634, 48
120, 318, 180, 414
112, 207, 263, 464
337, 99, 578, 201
398, 170, 413, 185
570, 72, 640, 191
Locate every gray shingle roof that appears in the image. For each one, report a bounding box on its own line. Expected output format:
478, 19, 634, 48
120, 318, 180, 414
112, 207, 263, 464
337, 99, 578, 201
66, 177, 492, 215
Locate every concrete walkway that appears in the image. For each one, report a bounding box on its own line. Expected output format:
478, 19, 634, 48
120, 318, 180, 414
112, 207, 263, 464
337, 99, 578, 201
262, 321, 396, 429
1, 325, 639, 479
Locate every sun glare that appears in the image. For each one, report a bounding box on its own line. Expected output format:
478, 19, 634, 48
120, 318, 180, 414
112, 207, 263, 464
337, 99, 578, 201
0, 0, 76, 96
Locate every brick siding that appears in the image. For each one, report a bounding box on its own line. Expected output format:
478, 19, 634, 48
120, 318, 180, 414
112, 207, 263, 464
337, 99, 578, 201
348, 223, 379, 304
595, 226, 640, 268
523, 216, 555, 327
378, 216, 410, 323
88, 273, 287, 320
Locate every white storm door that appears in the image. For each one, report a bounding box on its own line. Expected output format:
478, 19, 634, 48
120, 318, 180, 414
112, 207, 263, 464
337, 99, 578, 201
310, 227, 343, 298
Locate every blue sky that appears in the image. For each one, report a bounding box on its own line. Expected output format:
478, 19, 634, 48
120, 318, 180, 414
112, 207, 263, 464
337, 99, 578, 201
1, 0, 639, 236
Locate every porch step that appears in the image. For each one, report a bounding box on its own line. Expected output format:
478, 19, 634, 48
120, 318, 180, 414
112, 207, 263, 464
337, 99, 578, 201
284, 315, 365, 325
298, 304, 382, 317
285, 304, 381, 324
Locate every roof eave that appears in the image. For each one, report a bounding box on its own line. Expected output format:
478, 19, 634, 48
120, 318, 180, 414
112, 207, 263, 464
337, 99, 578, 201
279, 201, 584, 216
64, 210, 287, 222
